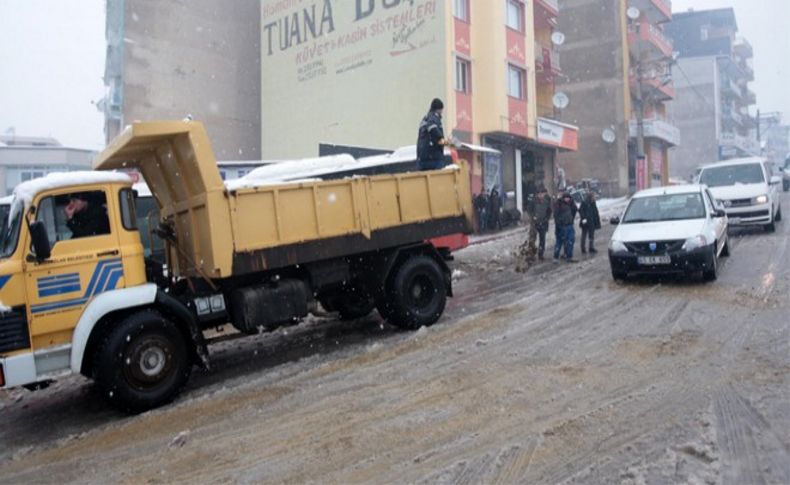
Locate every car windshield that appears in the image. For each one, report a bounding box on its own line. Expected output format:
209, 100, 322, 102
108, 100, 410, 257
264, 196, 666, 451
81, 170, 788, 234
622, 193, 706, 224
699, 163, 765, 187
0, 206, 22, 259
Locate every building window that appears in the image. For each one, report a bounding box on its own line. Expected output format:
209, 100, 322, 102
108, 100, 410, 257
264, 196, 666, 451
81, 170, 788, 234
453, 0, 469, 21
508, 64, 526, 99
506, 0, 524, 32
21, 171, 45, 182
455, 57, 471, 93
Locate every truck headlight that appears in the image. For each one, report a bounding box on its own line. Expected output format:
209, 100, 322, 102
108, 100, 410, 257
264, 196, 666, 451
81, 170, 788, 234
609, 240, 628, 253
682, 235, 708, 252
753, 194, 769, 205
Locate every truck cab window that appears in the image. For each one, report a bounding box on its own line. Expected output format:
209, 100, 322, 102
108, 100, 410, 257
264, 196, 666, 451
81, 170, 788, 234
36, 190, 111, 244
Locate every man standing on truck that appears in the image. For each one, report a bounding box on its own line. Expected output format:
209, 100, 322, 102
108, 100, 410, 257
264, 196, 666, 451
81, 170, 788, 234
416, 98, 448, 171
64, 192, 110, 238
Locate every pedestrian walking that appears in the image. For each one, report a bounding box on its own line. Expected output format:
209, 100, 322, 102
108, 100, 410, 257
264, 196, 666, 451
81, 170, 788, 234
553, 191, 577, 262
416, 98, 448, 171
579, 191, 601, 254
529, 184, 552, 260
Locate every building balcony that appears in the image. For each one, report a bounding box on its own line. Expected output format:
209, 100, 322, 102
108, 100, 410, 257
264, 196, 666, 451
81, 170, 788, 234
744, 88, 757, 105
629, 118, 680, 147
722, 106, 746, 127
628, 20, 674, 59
630, 72, 675, 101
534, 0, 559, 18
629, 0, 672, 23
719, 132, 759, 156
734, 39, 753, 59
535, 42, 561, 78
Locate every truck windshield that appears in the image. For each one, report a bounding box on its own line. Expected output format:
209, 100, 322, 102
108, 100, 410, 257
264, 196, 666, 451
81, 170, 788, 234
0, 209, 22, 259
699, 163, 765, 187
622, 193, 706, 224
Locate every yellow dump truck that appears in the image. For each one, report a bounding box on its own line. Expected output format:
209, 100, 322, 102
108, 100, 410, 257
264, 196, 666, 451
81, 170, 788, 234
0, 121, 473, 412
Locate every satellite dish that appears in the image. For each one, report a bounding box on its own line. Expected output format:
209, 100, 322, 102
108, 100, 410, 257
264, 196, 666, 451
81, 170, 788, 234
551, 31, 566, 46
552, 92, 570, 109
626, 7, 641, 21
602, 128, 616, 144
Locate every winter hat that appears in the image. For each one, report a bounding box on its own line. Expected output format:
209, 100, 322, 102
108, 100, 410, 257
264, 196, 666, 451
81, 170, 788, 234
536, 183, 547, 194
430, 98, 444, 111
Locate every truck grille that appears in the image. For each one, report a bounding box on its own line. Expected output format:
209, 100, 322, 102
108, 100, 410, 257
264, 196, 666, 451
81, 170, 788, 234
727, 198, 752, 208
0, 306, 30, 353
625, 240, 685, 255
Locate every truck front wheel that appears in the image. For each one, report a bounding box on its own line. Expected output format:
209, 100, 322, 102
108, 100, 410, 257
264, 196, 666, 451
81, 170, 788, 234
384, 255, 447, 330
93, 310, 192, 413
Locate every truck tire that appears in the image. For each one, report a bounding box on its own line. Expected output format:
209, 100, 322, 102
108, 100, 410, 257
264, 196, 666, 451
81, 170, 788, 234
320, 287, 375, 320
93, 310, 192, 413
384, 255, 446, 330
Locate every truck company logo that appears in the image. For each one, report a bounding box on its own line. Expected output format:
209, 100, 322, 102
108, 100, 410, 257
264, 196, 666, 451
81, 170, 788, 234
32, 259, 124, 314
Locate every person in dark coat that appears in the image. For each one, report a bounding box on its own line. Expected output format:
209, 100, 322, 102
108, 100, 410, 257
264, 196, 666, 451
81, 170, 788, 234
416, 98, 448, 171
65, 193, 110, 239
527, 184, 552, 260
473, 192, 488, 232
578, 191, 602, 253
553, 191, 577, 261
487, 187, 502, 231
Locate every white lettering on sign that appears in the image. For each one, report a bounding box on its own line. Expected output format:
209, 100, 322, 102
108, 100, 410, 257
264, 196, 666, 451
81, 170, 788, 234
537, 119, 564, 145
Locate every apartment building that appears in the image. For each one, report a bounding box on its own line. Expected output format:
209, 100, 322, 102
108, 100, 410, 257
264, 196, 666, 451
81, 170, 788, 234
557, 0, 678, 195
664, 8, 758, 178
101, 0, 262, 160
0, 135, 94, 196
261, 0, 578, 212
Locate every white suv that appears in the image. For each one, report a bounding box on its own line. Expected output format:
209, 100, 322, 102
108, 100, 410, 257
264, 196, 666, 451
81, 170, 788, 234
697, 157, 783, 232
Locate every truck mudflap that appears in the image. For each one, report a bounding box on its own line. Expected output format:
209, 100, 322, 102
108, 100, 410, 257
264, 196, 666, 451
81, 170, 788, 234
155, 290, 210, 369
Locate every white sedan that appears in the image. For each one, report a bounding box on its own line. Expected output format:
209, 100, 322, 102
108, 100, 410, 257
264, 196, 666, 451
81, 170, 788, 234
608, 185, 729, 281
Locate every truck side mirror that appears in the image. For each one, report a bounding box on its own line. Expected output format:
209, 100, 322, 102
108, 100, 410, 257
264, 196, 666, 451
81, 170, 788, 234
29, 221, 51, 261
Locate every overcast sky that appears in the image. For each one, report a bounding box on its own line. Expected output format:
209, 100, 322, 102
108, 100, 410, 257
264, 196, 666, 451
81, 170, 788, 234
0, 0, 787, 150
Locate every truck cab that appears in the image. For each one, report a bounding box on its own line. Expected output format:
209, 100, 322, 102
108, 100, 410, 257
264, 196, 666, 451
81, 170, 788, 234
0, 173, 149, 390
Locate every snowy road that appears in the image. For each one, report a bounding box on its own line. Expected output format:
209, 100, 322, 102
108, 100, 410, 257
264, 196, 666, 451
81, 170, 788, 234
1, 196, 788, 484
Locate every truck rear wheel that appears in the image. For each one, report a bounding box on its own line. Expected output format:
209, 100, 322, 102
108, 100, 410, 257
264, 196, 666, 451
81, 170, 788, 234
384, 255, 446, 330
93, 310, 192, 414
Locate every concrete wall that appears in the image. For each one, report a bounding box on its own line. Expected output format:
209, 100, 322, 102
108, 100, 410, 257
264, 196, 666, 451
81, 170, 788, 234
119, 0, 261, 160
669, 57, 719, 178
556, 0, 630, 195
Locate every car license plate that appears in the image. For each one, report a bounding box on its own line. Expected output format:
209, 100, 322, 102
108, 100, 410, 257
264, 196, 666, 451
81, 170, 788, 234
638, 255, 671, 265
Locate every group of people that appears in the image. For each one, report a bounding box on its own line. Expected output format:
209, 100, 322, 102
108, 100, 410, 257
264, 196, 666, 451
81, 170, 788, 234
415, 97, 602, 268
518, 185, 601, 270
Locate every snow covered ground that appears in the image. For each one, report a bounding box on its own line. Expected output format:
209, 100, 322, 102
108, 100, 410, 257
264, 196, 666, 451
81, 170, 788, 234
0, 196, 787, 485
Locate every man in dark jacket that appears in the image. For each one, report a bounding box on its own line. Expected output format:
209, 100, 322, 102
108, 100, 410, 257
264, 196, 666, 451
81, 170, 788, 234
416, 98, 448, 170
578, 191, 602, 253
527, 184, 552, 260
553, 191, 577, 261
65, 193, 110, 239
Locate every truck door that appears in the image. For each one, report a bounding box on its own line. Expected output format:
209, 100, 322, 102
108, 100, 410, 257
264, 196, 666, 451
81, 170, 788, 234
23, 189, 123, 349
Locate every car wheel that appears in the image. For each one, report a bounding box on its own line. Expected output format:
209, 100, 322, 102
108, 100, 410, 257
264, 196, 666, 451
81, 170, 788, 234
720, 237, 730, 257
384, 255, 447, 330
93, 310, 192, 414
703, 247, 718, 282
764, 218, 776, 233
611, 268, 627, 281
775, 205, 782, 222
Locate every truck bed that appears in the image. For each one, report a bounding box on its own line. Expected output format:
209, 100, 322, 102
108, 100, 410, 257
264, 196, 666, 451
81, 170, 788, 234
95, 121, 474, 279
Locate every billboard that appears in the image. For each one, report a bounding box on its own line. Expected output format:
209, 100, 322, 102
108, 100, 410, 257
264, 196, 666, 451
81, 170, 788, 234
261, 0, 447, 159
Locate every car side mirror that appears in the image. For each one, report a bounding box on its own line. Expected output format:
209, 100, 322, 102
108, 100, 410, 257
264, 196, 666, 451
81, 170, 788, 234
610, 216, 620, 225
714, 209, 726, 218
29, 221, 51, 261
770, 175, 781, 185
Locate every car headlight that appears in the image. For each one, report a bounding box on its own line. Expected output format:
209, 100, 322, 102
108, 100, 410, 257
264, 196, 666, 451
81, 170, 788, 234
753, 194, 769, 205
609, 240, 628, 253
682, 235, 708, 252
